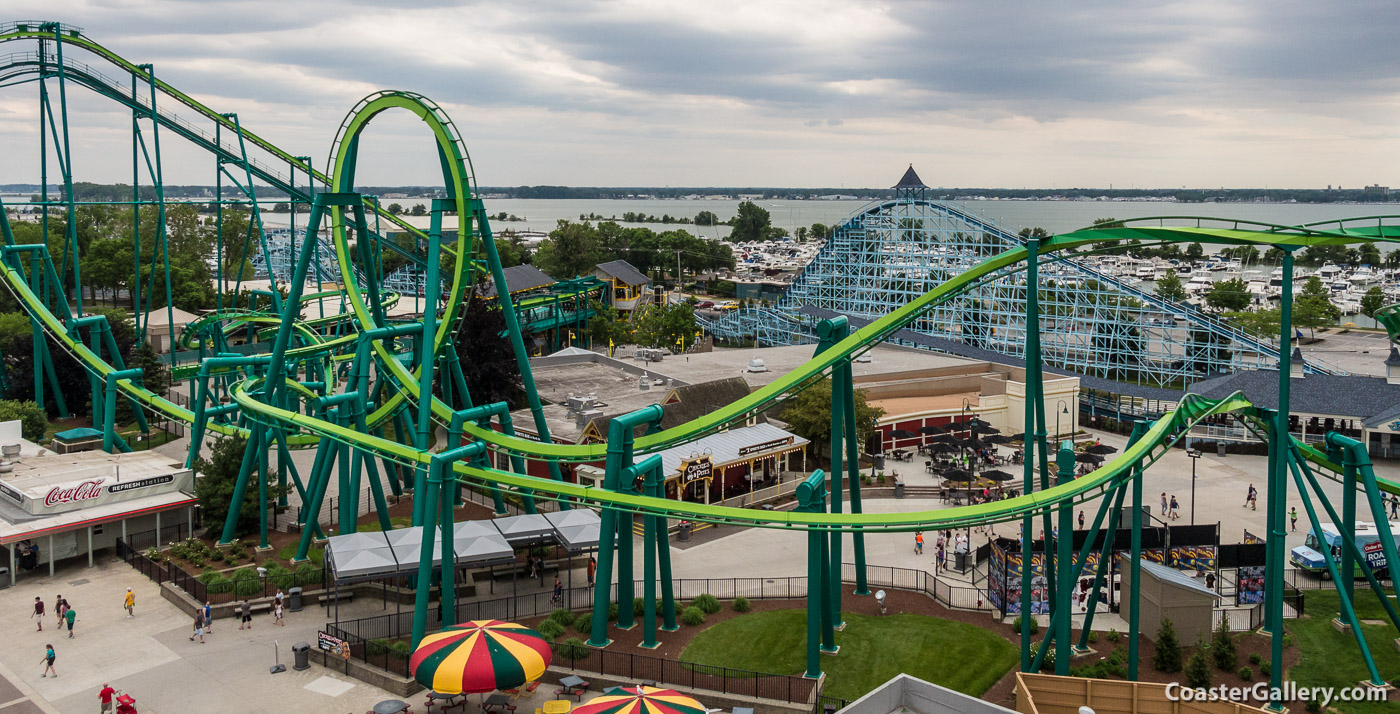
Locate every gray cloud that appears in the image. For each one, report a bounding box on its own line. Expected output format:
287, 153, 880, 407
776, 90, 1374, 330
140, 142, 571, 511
1, 0, 1397, 188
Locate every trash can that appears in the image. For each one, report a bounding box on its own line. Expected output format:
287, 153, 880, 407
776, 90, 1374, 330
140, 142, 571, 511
955, 551, 969, 572
678, 521, 692, 542
1216, 442, 1227, 457
873, 455, 885, 470
292, 641, 311, 671
894, 477, 905, 499
288, 587, 303, 612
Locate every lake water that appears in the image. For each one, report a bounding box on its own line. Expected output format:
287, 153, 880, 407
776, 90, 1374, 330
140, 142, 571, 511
259, 198, 1400, 249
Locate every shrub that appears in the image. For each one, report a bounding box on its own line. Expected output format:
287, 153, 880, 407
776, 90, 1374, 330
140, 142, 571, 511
535, 620, 565, 641
732, 597, 751, 613
1212, 617, 1237, 670
574, 613, 593, 634
1107, 629, 1120, 643
388, 641, 412, 659
633, 598, 663, 616
548, 609, 576, 627
1012, 615, 1040, 635
1259, 661, 1271, 677
1028, 642, 1056, 670
1154, 617, 1182, 673
294, 562, 323, 585
681, 606, 705, 626
1238, 666, 1252, 681
1282, 634, 1293, 648
693, 594, 722, 614
145, 547, 164, 562
1249, 652, 1262, 665
555, 637, 590, 661
1303, 698, 1321, 713
1088, 631, 1099, 644
366, 638, 389, 657
0, 399, 48, 441
1184, 639, 1212, 689
608, 602, 619, 621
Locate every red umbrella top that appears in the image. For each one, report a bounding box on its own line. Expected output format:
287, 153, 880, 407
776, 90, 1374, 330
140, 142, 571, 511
574, 686, 707, 714
409, 620, 553, 695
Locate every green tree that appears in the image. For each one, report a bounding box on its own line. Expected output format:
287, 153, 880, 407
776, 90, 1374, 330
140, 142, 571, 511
585, 301, 631, 356
1185, 638, 1213, 688
1153, 617, 1182, 673
1211, 616, 1237, 670
1219, 245, 1260, 264
632, 303, 699, 351
1186, 327, 1230, 374
409, 203, 427, 217
1293, 276, 1340, 337
494, 236, 528, 269
387, 203, 403, 215
1155, 269, 1187, 302
728, 201, 771, 243
533, 221, 603, 278
808, 223, 832, 241
694, 210, 718, 226
1361, 286, 1386, 318
780, 378, 884, 457
0, 399, 48, 441
1185, 242, 1204, 260
1357, 243, 1382, 266
193, 435, 284, 539
1206, 278, 1252, 312
449, 287, 522, 408
1225, 308, 1281, 338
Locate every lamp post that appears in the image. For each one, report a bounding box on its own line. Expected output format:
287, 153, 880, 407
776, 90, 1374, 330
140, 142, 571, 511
1055, 400, 1069, 440
1187, 448, 1202, 525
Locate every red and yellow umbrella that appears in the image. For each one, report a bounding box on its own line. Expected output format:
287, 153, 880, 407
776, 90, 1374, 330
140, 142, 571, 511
573, 686, 707, 714
409, 620, 553, 695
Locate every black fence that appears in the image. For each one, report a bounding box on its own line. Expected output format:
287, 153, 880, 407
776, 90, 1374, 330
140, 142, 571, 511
116, 537, 325, 605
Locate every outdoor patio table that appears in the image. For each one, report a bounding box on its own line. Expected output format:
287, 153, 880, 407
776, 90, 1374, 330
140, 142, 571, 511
372, 700, 410, 714
427, 691, 465, 712
543, 700, 572, 714
484, 693, 512, 711
559, 675, 588, 690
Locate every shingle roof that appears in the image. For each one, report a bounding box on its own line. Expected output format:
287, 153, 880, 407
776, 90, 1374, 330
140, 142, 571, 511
893, 164, 928, 190
660, 377, 753, 430
479, 264, 556, 298
1189, 368, 1400, 421
1138, 558, 1219, 598
594, 260, 649, 286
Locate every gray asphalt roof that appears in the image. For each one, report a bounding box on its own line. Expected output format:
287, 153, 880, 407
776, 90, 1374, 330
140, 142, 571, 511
594, 260, 649, 286
1138, 558, 1219, 598
480, 264, 557, 297
1188, 368, 1400, 421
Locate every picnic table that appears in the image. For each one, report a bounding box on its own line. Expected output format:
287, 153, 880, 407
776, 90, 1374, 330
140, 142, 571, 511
556, 675, 590, 701
543, 701, 572, 714
483, 693, 514, 713
426, 691, 466, 712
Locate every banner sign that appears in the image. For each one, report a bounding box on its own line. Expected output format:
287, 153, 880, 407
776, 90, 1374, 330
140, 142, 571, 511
318, 631, 349, 657
0, 481, 24, 505
738, 436, 794, 456
1364, 540, 1388, 573
107, 475, 175, 494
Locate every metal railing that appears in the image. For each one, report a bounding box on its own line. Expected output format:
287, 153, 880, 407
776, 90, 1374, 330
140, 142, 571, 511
116, 537, 325, 605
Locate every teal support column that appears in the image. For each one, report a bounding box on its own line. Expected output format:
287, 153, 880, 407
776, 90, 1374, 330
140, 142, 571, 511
635, 455, 662, 649
1053, 441, 1075, 675
1265, 249, 1295, 710
1019, 237, 1040, 672
218, 428, 262, 545
101, 369, 142, 453
842, 358, 868, 596
410, 441, 484, 647
292, 432, 339, 562
814, 317, 850, 625
796, 470, 828, 678
654, 472, 678, 632
1340, 457, 1357, 612
1126, 420, 1149, 681
412, 201, 449, 526
1077, 485, 1127, 651
1328, 433, 1400, 625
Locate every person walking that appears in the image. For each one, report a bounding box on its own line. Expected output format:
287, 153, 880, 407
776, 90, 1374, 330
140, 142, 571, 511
239, 600, 252, 630
914, 531, 924, 555
273, 600, 284, 627
936, 545, 946, 573
32, 596, 43, 632
64, 606, 76, 639
202, 601, 213, 634
1078, 511, 1085, 530
1168, 496, 1180, 521
1246, 484, 1257, 511
40, 644, 55, 678
1289, 506, 1298, 532
189, 612, 205, 643
1160, 493, 1168, 516
123, 589, 135, 618
1391, 494, 1398, 520
586, 556, 596, 587
273, 589, 284, 611
54, 595, 64, 627
99, 683, 116, 713
551, 577, 563, 605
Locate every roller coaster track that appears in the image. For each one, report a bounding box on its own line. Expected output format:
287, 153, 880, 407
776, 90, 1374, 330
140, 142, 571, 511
3, 21, 1400, 536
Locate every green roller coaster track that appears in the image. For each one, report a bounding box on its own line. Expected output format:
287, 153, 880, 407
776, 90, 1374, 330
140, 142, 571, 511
5, 20, 1400, 702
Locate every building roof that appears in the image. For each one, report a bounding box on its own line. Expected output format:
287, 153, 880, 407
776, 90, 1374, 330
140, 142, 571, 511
650, 422, 808, 476
1363, 400, 1400, 429
1188, 368, 1400, 421
1138, 558, 1220, 598
479, 264, 557, 298
142, 306, 200, 327
54, 428, 103, 442
659, 377, 753, 430
594, 260, 649, 286
893, 164, 928, 190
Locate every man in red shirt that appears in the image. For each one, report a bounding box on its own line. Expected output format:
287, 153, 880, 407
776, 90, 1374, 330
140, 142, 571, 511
98, 683, 116, 713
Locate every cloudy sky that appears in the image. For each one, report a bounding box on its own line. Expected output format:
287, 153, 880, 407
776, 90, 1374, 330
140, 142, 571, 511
2, 1, 1398, 189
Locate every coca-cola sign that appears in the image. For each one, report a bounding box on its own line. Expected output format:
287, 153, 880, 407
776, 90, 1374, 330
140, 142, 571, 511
43, 479, 106, 508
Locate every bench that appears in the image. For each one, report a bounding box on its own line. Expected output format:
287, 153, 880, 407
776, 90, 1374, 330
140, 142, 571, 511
491, 564, 559, 582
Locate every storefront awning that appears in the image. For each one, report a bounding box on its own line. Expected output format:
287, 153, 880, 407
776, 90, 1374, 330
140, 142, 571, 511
651, 422, 808, 478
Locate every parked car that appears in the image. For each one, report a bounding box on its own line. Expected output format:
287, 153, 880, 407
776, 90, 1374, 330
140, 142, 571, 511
695, 300, 714, 309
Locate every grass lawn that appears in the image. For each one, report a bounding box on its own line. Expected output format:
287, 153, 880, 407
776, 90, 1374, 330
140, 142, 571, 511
1287, 589, 1400, 714
276, 542, 325, 566
679, 610, 1017, 702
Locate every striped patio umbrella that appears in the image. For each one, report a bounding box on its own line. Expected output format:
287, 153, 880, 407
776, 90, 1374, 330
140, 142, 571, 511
409, 620, 552, 695
574, 686, 707, 714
